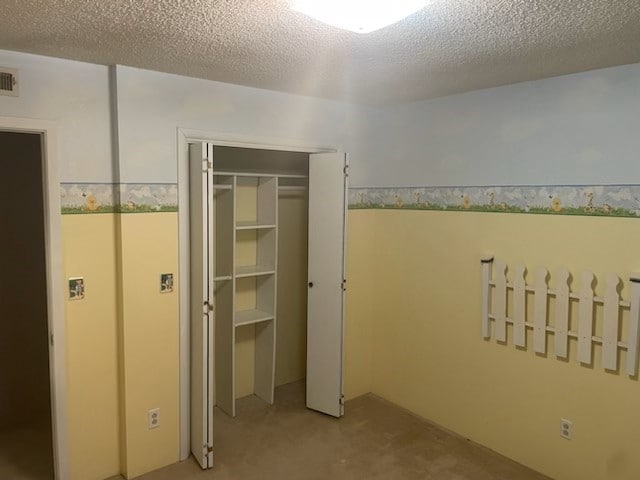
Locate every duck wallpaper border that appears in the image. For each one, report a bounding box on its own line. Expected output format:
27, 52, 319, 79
60, 183, 178, 214
60, 183, 640, 218
349, 185, 640, 218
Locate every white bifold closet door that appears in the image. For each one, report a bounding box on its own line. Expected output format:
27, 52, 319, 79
189, 145, 347, 470
306, 152, 348, 418
189, 143, 214, 469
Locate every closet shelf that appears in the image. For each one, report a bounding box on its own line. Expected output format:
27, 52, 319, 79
214, 275, 232, 282
236, 221, 277, 230
235, 265, 276, 278
212, 184, 233, 190
234, 309, 275, 327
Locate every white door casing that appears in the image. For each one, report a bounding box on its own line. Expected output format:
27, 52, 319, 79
0, 117, 68, 480
177, 130, 335, 460
181, 137, 347, 462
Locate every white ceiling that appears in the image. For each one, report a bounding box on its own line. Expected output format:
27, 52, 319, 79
0, 0, 638, 104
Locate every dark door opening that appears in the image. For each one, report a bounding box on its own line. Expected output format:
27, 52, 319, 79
0, 132, 55, 480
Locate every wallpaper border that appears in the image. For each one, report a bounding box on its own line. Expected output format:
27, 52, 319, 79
60, 183, 178, 214
60, 183, 640, 218
348, 185, 640, 218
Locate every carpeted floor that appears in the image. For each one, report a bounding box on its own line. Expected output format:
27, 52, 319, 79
122, 381, 548, 480
0, 426, 54, 480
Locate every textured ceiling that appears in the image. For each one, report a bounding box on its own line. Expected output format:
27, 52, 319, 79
0, 0, 638, 104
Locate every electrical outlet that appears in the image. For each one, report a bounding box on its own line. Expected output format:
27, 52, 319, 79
560, 419, 572, 440
148, 408, 160, 429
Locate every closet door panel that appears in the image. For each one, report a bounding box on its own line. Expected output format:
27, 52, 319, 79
189, 143, 214, 468
306, 152, 347, 418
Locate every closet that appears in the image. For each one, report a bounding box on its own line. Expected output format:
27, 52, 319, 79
188, 143, 348, 469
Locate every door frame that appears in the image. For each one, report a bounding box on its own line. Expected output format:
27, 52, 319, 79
176, 128, 336, 460
0, 116, 69, 480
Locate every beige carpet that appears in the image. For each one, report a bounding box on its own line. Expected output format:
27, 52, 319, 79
0, 426, 54, 480
122, 381, 548, 480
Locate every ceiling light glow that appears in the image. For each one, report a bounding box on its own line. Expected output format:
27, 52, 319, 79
290, 0, 430, 34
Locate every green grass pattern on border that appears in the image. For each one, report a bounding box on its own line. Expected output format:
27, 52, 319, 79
348, 203, 639, 218
61, 205, 178, 214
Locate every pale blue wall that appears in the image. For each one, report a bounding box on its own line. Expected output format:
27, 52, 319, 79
114, 65, 375, 183
2, 48, 638, 188
0, 50, 114, 182
357, 63, 640, 187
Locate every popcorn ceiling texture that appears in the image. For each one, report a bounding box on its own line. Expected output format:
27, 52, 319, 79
0, 0, 638, 104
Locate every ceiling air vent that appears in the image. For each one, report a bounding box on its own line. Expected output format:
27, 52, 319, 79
0, 67, 19, 97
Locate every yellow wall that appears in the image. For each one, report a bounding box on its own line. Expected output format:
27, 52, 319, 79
59, 207, 371, 480
119, 213, 180, 479
343, 211, 375, 400
354, 209, 640, 480
275, 192, 309, 386
62, 214, 121, 480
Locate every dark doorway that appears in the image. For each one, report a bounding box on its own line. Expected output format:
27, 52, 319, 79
0, 132, 55, 479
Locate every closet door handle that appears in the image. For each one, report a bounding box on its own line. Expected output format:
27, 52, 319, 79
308, 282, 314, 288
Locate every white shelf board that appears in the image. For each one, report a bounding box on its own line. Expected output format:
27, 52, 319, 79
234, 309, 274, 327
235, 265, 276, 278
214, 275, 232, 282
212, 184, 233, 190
236, 221, 277, 230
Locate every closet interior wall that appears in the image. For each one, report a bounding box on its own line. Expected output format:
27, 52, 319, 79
213, 147, 310, 402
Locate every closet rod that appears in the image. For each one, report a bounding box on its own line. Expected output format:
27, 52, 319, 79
213, 171, 308, 179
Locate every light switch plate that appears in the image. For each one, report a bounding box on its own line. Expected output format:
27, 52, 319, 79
160, 273, 174, 293
68, 277, 85, 301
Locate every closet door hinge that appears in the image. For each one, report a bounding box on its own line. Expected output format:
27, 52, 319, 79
339, 394, 345, 406
341, 279, 347, 291
203, 159, 213, 172
50, 334, 54, 346
205, 445, 213, 453
203, 301, 214, 314
343, 165, 349, 177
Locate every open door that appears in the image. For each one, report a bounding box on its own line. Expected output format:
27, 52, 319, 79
306, 152, 348, 417
189, 143, 214, 468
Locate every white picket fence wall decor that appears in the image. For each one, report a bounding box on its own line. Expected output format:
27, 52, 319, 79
481, 256, 640, 376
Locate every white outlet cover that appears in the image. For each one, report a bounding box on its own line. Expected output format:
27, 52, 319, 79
560, 418, 572, 440
148, 408, 160, 429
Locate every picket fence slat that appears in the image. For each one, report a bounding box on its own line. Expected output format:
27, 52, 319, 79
554, 268, 570, 359
494, 260, 507, 343
603, 274, 621, 371
481, 256, 494, 339
534, 267, 548, 354
627, 277, 640, 376
578, 271, 595, 365
513, 264, 527, 347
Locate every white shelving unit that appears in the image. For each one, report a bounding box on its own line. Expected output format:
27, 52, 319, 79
213, 174, 279, 417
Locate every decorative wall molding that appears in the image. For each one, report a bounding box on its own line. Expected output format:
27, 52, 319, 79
60, 183, 178, 214
481, 257, 640, 377
349, 185, 640, 218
